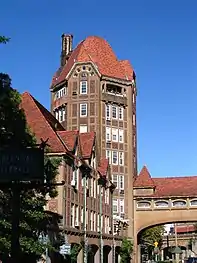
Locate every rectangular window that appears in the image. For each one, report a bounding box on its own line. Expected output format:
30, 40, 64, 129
119, 175, 124, 190
119, 107, 124, 120
119, 129, 124, 143
119, 152, 124, 166
80, 103, 87, 117
133, 113, 136, 126
112, 151, 118, 165
113, 199, 118, 213
106, 127, 111, 141
112, 105, 117, 119
71, 204, 75, 227
94, 212, 96, 231
90, 211, 93, 231
105, 104, 111, 120
62, 108, 66, 121
106, 150, 111, 164
120, 199, 124, 213
97, 214, 100, 232
112, 174, 118, 188
80, 81, 88, 94
112, 128, 118, 142
75, 205, 79, 225
80, 125, 88, 133
81, 207, 84, 223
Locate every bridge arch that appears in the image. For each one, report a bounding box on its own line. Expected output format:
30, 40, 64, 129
135, 208, 197, 234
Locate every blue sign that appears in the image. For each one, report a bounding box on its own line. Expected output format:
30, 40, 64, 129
60, 243, 71, 255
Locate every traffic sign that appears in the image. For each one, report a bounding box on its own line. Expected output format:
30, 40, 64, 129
59, 243, 71, 255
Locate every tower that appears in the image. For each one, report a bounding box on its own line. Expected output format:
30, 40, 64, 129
50, 34, 137, 238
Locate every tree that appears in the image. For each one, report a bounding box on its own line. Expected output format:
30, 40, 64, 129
120, 238, 133, 263
0, 73, 60, 262
140, 225, 165, 259
0, 36, 10, 44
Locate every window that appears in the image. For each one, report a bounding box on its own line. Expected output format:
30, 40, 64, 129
172, 200, 186, 207
97, 214, 100, 231
81, 208, 84, 223
119, 152, 124, 166
113, 199, 118, 213
94, 212, 96, 231
80, 81, 87, 94
54, 107, 66, 123
105, 104, 111, 120
137, 202, 151, 208
80, 103, 87, 117
75, 205, 79, 225
120, 199, 124, 213
119, 107, 124, 120
94, 179, 97, 198
119, 175, 124, 190
112, 151, 118, 165
90, 211, 93, 231
119, 129, 124, 143
112, 128, 118, 142
106, 127, 111, 141
54, 87, 66, 100
72, 168, 79, 189
155, 201, 168, 208
71, 204, 75, 227
133, 114, 136, 125
106, 150, 111, 164
80, 125, 88, 133
190, 200, 197, 206
112, 105, 117, 119
112, 175, 118, 188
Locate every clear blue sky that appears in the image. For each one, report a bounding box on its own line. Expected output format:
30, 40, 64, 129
1, 0, 196, 177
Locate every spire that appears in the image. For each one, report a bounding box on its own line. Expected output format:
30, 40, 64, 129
134, 165, 155, 188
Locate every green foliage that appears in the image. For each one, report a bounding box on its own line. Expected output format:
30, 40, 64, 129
120, 238, 133, 263
70, 244, 81, 263
0, 73, 60, 261
140, 225, 165, 257
0, 36, 10, 44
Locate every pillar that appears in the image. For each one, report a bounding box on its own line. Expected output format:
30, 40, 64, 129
95, 249, 100, 263
77, 249, 83, 263
108, 249, 113, 263
161, 249, 164, 261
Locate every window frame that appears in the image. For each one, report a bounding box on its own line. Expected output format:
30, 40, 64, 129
80, 103, 88, 117
119, 107, 124, 120
119, 152, 124, 166
112, 105, 117, 119
119, 129, 124, 143
80, 81, 88, 94
112, 128, 118, 142
106, 127, 111, 141
112, 151, 118, 165
105, 104, 111, 120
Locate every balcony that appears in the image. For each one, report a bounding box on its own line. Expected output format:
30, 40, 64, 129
101, 92, 128, 106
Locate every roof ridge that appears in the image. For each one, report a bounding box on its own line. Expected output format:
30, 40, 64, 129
134, 165, 155, 187
22, 92, 66, 152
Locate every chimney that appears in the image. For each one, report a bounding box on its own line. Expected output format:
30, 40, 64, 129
61, 34, 73, 67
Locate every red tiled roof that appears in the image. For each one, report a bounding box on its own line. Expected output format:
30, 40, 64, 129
21, 92, 66, 153
97, 158, 109, 177
52, 36, 134, 86
176, 225, 196, 234
134, 166, 155, 188
57, 130, 79, 151
134, 165, 197, 197
79, 132, 95, 159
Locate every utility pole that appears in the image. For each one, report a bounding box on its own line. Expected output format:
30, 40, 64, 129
83, 175, 88, 263
99, 186, 103, 263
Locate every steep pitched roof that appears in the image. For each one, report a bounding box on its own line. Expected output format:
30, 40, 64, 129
52, 36, 134, 86
57, 130, 79, 151
21, 92, 66, 153
79, 132, 95, 159
134, 166, 155, 188
97, 158, 109, 177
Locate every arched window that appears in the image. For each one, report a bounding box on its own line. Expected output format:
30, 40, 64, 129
137, 201, 151, 208
155, 201, 169, 208
190, 200, 197, 206
172, 200, 186, 207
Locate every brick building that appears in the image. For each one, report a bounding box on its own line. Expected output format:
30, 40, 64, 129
50, 34, 137, 238
21, 92, 123, 262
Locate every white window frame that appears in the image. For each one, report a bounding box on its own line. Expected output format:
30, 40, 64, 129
80, 81, 88, 94
119, 129, 124, 143
80, 103, 87, 117
112, 151, 118, 165
106, 150, 111, 164
119, 107, 124, 120
106, 127, 111, 142
119, 152, 124, 166
112, 174, 118, 188
106, 104, 111, 120
112, 128, 118, 142
112, 105, 117, 119
120, 199, 124, 213
119, 175, 124, 190
80, 125, 88, 133
113, 199, 118, 213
